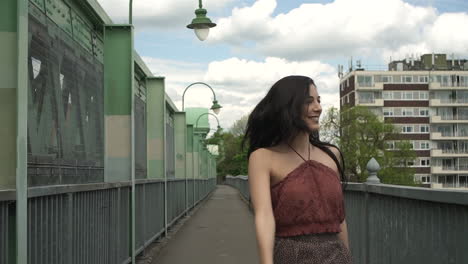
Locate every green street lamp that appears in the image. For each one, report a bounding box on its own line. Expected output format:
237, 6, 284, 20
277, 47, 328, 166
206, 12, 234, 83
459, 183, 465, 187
195, 112, 221, 130
187, 0, 217, 41
129, 0, 216, 42
182, 82, 222, 115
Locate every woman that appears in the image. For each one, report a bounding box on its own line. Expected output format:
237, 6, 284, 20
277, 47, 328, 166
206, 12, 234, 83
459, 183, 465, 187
244, 75, 351, 264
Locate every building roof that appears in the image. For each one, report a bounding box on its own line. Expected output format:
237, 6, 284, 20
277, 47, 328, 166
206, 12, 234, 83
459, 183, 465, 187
186, 108, 210, 133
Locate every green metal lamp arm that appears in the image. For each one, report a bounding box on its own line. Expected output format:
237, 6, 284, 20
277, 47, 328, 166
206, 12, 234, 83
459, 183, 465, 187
129, 0, 133, 24
195, 113, 221, 129
182, 82, 218, 111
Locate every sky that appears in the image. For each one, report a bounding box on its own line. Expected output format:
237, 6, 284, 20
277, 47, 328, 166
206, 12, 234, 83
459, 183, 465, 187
97, 0, 468, 131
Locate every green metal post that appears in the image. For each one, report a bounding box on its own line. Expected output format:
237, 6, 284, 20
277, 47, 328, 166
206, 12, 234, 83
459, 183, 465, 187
174, 113, 187, 180
146, 77, 166, 179
0, 0, 20, 189
16, 0, 28, 263
146, 77, 167, 237
186, 125, 194, 209
174, 112, 187, 214
103, 24, 135, 263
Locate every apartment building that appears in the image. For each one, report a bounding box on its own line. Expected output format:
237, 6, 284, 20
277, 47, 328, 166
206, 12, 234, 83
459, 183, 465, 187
339, 54, 468, 188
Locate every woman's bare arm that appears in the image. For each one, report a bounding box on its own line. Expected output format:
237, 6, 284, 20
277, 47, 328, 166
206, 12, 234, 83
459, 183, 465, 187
338, 219, 350, 250
248, 149, 275, 264
328, 146, 350, 251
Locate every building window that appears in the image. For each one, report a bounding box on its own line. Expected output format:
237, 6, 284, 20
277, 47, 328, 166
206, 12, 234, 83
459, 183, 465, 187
385, 141, 395, 150
357, 75, 373, 87
382, 76, 392, 83
393, 91, 402, 100
420, 109, 429, 116
419, 76, 429, 83
402, 126, 413, 133
420, 142, 430, 150
421, 159, 430, 166
420, 91, 429, 100
383, 91, 392, 100
404, 92, 413, 100
383, 108, 393, 116
402, 109, 414, 116
420, 125, 429, 133
346, 94, 350, 104
421, 176, 431, 183
403, 76, 413, 83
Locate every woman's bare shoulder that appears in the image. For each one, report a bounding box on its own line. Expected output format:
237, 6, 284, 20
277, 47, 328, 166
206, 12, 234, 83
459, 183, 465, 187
326, 145, 342, 161
250, 145, 285, 161
249, 147, 273, 162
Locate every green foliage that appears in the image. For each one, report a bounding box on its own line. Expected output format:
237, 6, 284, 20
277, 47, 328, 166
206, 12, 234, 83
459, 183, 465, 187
324, 105, 418, 186
378, 141, 418, 186
206, 126, 248, 179
320, 106, 340, 145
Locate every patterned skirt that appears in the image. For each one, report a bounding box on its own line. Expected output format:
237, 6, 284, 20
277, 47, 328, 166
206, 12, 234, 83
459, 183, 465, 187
274, 233, 352, 264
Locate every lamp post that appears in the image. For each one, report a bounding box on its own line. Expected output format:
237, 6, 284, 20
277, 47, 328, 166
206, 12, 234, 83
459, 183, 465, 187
182, 82, 222, 115
187, 0, 217, 41
129, 0, 217, 41
195, 112, 221, 130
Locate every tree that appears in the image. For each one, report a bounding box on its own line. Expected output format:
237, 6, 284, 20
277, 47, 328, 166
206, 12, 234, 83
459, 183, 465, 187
337, 106, 417, 185
230, 115, 249, 137
320, 106, 340, 145
378, 141, 417, 186
206, 116, 249, 179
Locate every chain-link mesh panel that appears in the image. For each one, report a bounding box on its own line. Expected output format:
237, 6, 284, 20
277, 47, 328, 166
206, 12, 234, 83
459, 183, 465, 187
165, 110, 175, 179
135, 77, 147, 179
28, 6, 104, 186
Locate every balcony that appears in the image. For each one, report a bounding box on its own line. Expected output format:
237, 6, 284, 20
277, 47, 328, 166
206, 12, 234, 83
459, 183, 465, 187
356, 98, 384, 107
431, 165, 468, 174
430, 98, 468, 107
430, 131, 468, 140
431, 149, 468, 157
430, 82, 468, 90
430, 115, 468, 123
356, 82, 383, 90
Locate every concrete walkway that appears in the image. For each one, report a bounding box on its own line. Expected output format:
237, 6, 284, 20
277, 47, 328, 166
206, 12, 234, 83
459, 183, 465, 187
151, 185, 259, 264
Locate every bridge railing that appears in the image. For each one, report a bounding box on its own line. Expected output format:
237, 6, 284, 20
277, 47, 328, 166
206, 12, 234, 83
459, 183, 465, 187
0, 177, 216, 264
225, 176, 468, 264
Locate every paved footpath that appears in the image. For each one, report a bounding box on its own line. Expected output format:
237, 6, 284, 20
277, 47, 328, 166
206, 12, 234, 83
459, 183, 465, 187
151, 185, 259, 264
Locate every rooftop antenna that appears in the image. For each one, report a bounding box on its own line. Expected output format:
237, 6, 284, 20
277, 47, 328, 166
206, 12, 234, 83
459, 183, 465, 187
432, 52, 435, 69
357, 59, 362, 68
452, 53, 455, 69
338, 64, 343, 78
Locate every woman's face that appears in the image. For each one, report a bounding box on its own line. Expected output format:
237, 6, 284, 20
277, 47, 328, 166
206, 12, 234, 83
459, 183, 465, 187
303, 84, 322, 131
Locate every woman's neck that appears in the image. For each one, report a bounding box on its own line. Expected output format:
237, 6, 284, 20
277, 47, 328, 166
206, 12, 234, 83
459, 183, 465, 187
287, 131, 311, 153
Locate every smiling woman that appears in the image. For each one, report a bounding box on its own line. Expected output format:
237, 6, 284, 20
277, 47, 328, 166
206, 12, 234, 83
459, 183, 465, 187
243, 75, 351, 264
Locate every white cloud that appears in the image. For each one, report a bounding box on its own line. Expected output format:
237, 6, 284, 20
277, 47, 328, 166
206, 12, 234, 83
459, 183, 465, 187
141, 56, 340, 128
97, 0, 233, 29
210, 0, 468, 61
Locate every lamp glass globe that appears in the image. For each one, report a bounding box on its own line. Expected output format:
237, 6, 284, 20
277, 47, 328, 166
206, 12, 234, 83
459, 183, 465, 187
194, 27, 210, 41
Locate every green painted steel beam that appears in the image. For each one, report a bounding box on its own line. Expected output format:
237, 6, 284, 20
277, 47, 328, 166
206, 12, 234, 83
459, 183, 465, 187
103, 24, 135, 263
0, 0, 18, 188
16, 0, 28, 263
174, 112, 187, 179
103, 24, 133, 182
146, 76, 168, 238
146, 77, 166, 179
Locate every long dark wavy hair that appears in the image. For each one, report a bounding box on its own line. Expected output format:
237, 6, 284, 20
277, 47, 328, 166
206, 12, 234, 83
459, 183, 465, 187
242, 75, 347, 185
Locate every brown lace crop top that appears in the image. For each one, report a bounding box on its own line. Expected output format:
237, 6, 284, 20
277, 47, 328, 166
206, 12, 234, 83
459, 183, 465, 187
270, 159, 345, 237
